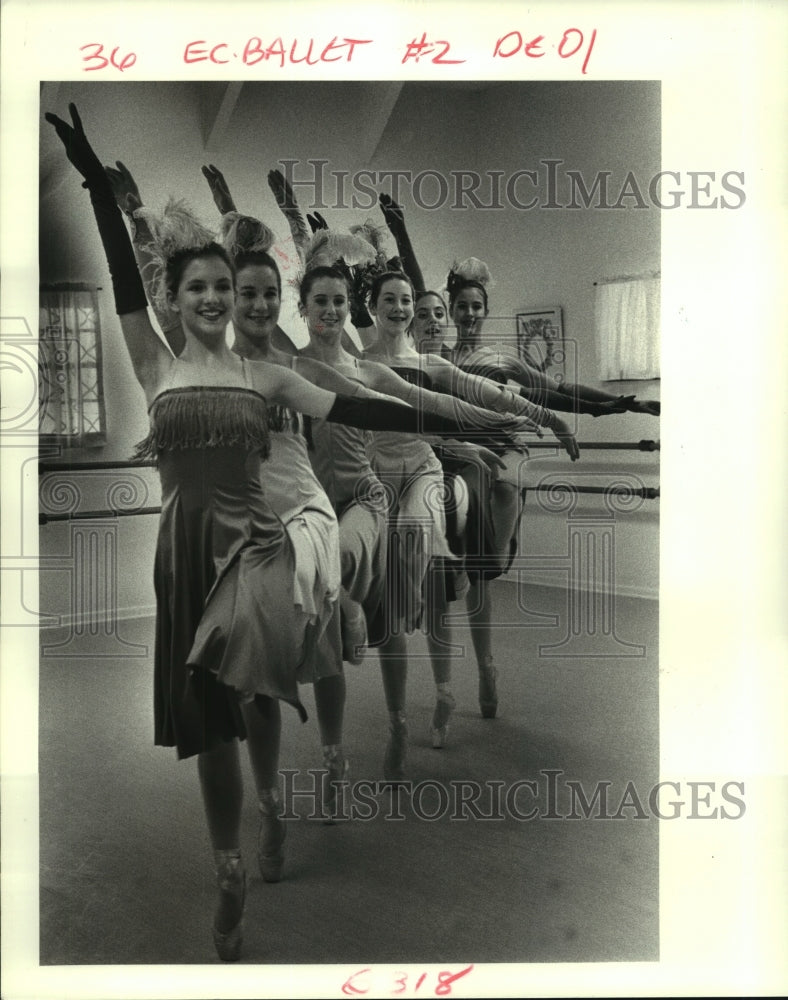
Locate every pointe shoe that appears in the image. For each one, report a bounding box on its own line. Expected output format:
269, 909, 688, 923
257, 789, 286, 883
383, 711, 408, 782
322, 744, 350, 824
212, 849, 245, 962
341, 600, 368, 665
478, 658, 498, 719
430, 690, 456, 749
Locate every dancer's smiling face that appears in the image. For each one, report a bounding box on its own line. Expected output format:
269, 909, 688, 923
300, 275, 349, 342
168, 254, 235, 343
370, 276, 414, 336
234, 263, 281, 343
451, 284, 488, 340
412, 292, 449, 354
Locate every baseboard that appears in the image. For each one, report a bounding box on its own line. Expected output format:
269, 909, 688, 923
38, 604, 157, 631
39, 572, 657, 638
499, 571, 658, 602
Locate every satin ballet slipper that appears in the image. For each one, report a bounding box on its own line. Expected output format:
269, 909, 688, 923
322, 743, 350, 824
212, 849, 245, 962
430, 688, 456, 749
478, 657, 498, 719
257, 788, 286, 883
383, 711, 408, 783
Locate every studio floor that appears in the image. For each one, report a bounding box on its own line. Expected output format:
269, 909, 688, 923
38, 580, 659, 967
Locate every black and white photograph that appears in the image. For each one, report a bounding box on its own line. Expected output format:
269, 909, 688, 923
2, 2, 786, 999
36, 74, 663, 967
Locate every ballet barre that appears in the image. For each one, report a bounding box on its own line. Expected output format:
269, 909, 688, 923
528, 483, 658, 499
38, 441, 659, 476
527, 439, 659, 451
39, 506, 162, 525
39, 483, 658, 525
39, 459, 156, 473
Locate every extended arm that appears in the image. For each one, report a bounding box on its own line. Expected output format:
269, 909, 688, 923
46, 105, 172, 397
422, 353, 580, 460
249, 359, 519, 441
359, 358, 538, 438
482, 349, 660, 416
287, 355, 522, 455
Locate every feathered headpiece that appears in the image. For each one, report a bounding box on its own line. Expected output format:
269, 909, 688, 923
290, 227, 378, 292
445, 256, 495, 306
133, 197, 219, 314
348, 219, 392, 271
219, 211, 276, 258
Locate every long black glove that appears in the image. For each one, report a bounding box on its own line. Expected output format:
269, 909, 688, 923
45, 104, 147, 316
519, 385, 623, 416
378, 193, 426, 295
326, 394, 521, 447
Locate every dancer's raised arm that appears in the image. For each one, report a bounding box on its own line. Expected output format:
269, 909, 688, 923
267, 168, 310, 263
202, 163, 237, 214
378, 193, 425, 295
46, 104, 172, 397
104, 159, 185, 355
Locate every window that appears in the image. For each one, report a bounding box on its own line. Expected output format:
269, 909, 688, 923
594, 273, 660, 381
39, 282, 107, 447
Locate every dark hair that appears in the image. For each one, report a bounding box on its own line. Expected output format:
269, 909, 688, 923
414, 289, 449, 312
298, 265, 351, 304
447, 276, 488, 313
234, 250, 282, 295
368, 269, 414, 308
165, 243, 235, 296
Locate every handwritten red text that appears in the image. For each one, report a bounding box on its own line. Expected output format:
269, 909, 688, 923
494, 27, 597, 74
341, 965, 475, 997
183, 37, 373, 67
80, 43, 137, 72
401, 34, 465, 65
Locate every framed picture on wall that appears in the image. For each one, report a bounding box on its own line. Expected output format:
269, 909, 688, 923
516, 306, 564, 377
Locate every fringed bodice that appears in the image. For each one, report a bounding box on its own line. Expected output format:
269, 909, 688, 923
134, 387, 272, 461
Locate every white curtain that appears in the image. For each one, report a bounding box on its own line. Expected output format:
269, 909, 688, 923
39, 283, 106, 446
594, 273, 660, 381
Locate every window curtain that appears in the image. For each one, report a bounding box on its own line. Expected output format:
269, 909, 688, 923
39, 282, 106, 446
594, 273, 660, 381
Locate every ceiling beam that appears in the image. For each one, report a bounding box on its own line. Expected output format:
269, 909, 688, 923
355, 82, 404, 165
199, 82, 244, 152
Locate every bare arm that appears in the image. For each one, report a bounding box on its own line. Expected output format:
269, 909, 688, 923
293, 354, 408, 404
248, 359, 499, 442
478, 348, 660, 416
358, 358, 538, 437
247, 359, 340, 418
422, 354, 580, 461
